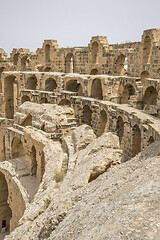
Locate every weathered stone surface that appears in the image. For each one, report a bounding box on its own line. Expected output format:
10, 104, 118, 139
14, 102, 74, 133
72, 124, 96, 152
70, 132, 122, 187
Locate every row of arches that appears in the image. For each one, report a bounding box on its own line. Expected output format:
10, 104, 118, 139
119, 83, 158, 109
91, 36, 151, 70
12, 35, 152, 74
25, 76, 57, 91
64, 78, 103, 99
21, 95, 49, 105
44, 41, 98, 73
21, 82, 158, 113
4, 71, 159, 120
22, 78, 103, 105
80, 105, 155, 158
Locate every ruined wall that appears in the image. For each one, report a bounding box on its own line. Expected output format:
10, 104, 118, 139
0, 28, 159, 79
0, 164, 28, 232
0, 118, 13, 161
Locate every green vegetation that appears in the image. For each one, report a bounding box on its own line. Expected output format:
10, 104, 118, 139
53, 168, 65, 183
106, 52, 111, 57
44, 196, 52, 209
42, 183, 47, 190
75, 97, 81, 103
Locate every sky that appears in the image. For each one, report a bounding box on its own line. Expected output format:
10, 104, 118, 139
0, 0, 160, 55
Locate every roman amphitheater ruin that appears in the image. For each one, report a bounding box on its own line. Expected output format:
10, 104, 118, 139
0, 28, 160, 239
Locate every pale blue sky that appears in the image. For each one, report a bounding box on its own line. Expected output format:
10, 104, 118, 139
0, 0, 160, 55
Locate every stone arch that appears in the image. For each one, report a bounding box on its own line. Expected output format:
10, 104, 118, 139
147, 136, 155, 145
26, 75, 37, 90
82, 105, 92, 126
92, 41, 98, 64
21, 95, 30, 104
13, 53, 19, 65
141, 71, 150, 80
65, 53, 75, 73
117, 116, 124, 145
40, 97, 48, 104
116, 54, 126, 75
45, 44, 50, 62
59, 99, 71, 106
0, 172, 12, 233
143, 86, 158, 110
97, 110, 107, 137
21, 56, 29, 71
91, 78, 103, 100
31, 146, 37, 177
4, 75, 16, 119
121, 84, 135, 104
65, 80, 84, 96
45, 78, 57, 91
143, 36, 151, 64
90, 69, 98, 75
21, 113, 32, 127
132, 124, 141, 157
11, 137, 25, 159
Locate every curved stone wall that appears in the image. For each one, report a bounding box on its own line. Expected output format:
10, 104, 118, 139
0, 162, 29, 232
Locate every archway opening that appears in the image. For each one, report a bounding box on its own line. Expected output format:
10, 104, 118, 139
65, 80, 83, 96
92, 42, 98, 64
13, 54, 19, 65
40, 97, 48, 104
66, 53, 74, 73
97, 110, 107, 137
0, 172, 12, 234
45, 78, 57, 91
116, 54, 126, 75
143, 36, 151, 64
45, 44, 50, 62
26, 75, 37, 90
132, 124, 141, 157
121, 84, 135, 104
117, 116, 124, 145
21, 56, 29, 71
143, 86, 158, 110
21, 95, 30, 104
91, 79, 103, 100
90, 69, 98, 75
21, 114, 32, 127
31, 146, 37, 177
82, 105, 92, 126
124, 57, 128, 72
5, 75, 16, 119
141, 71, 150, 81
59, 99, 71, 107
11, 137, 25, 159
147, 136, 155, 146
